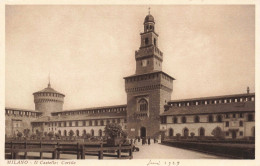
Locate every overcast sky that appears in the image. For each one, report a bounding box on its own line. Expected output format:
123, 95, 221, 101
5, 5, 255, 110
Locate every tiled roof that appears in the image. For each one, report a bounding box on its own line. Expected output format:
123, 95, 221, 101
161, 101, 255, 116
32, 111, 126, 123
169, 93, 255, 103
62, 104, 127, 112
33, 86, 64, 96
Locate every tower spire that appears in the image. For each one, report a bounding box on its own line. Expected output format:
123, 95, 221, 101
148, 7, 150, 15
48, 72, 51, 88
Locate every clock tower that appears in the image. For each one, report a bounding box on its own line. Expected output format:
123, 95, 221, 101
124, 12, 175, 138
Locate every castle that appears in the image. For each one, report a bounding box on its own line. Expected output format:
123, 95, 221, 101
5, 13, 255, 140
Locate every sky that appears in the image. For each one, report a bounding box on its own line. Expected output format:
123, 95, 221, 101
5, 5, 255, 110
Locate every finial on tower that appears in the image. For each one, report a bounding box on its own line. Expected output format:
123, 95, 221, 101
48, 72, 51, 88
148, 7, 151, 15
247, 86, 250, 94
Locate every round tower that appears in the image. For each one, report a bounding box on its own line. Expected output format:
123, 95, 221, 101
33, 82, 65, 116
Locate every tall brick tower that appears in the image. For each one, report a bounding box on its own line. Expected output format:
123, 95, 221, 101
124, 12, 174, 138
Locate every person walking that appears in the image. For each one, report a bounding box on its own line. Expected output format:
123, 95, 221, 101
148, 137, 151, 145
142, 137, 145, 145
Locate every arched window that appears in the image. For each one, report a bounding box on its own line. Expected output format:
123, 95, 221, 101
173, 116, 178, 123
194, 115, 200, 123
89, 121, 92, 126
58, 130, 61, 135
199, 127, 205, 136
208, 115, 213, 122
76, 130, 79, 137
106, 120, 110, 125
82, 130, 86, 136
181, 116, 186, 123
139, 99, 148, 112
95, 120, 98, 126
91, 129, 94, 136
183, 128, 189, 137
64, 130, 67, 136
217, 115, 222, 122
154, 38, 157, 46
112, 119, 116, 123
99, 129, 102, 137
169, 128, 173, 137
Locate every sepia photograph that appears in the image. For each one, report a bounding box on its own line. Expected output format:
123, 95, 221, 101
3, 2, 257, 165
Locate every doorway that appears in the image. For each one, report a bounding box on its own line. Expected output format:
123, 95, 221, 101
140, 127, 146, 138
232, 130, 237, 139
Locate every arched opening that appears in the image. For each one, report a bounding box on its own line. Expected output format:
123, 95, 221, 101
82, 130, 86, 136
99, 129, 102, 137
140, 127, 146, 138
181, 116, 186, 123
183, 128, 189, 137
173, 116, 178, 123
91, 129, 94, 137
58, 130, 61, 135
194, 115, 200, 123
169, 128, 173, 137
64, 130, 67, 136
199, 127, 205, 136
208, 115, 213, 122
76, 130, 79, 137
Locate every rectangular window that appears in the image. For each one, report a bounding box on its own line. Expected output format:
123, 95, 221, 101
239, 113, 244, 118
225, 121, 229, 127
226, 114, 229, 118
239, 131, 243, 136
233, 114, 236, 118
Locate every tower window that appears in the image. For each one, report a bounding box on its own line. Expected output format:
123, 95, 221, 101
139, 99, 148, 112
154, 38, 157, 46
145, 38, 149, 45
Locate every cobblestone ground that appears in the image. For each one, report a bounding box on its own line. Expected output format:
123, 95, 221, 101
133, 141, 224, 159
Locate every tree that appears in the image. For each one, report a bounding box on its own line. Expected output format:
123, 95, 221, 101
48, 131, 54, 139
55, 132, 61, 140
23, 129, 30, 138
190, 132, 195, 138
211, 127, 224, 139
69, 130, 74, 140
36, 131, 43, 140
104, 123, 123, 139
30, 133, 36, 140
83, 133, 91, 139
44, 132, 48, 137
17, 132, 22, 140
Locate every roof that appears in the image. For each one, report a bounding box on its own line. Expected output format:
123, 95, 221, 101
5, 107, 42, 113
169, 93, 255, 103
60, 104, 127, 113
124, 71, 175, 80
144, 14, 155, 23
33, 84, 65, 96
161, 101, 255, 116
32, 111, 126, 123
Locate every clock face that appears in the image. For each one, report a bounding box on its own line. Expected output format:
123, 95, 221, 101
142, 60, 147, 67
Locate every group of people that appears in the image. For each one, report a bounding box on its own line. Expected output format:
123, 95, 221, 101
130, 137, 158, 146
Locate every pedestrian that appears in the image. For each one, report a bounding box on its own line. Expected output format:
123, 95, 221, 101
142, 137, 145, 145
153, 137, 156, 143
148, 137, 151, 145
